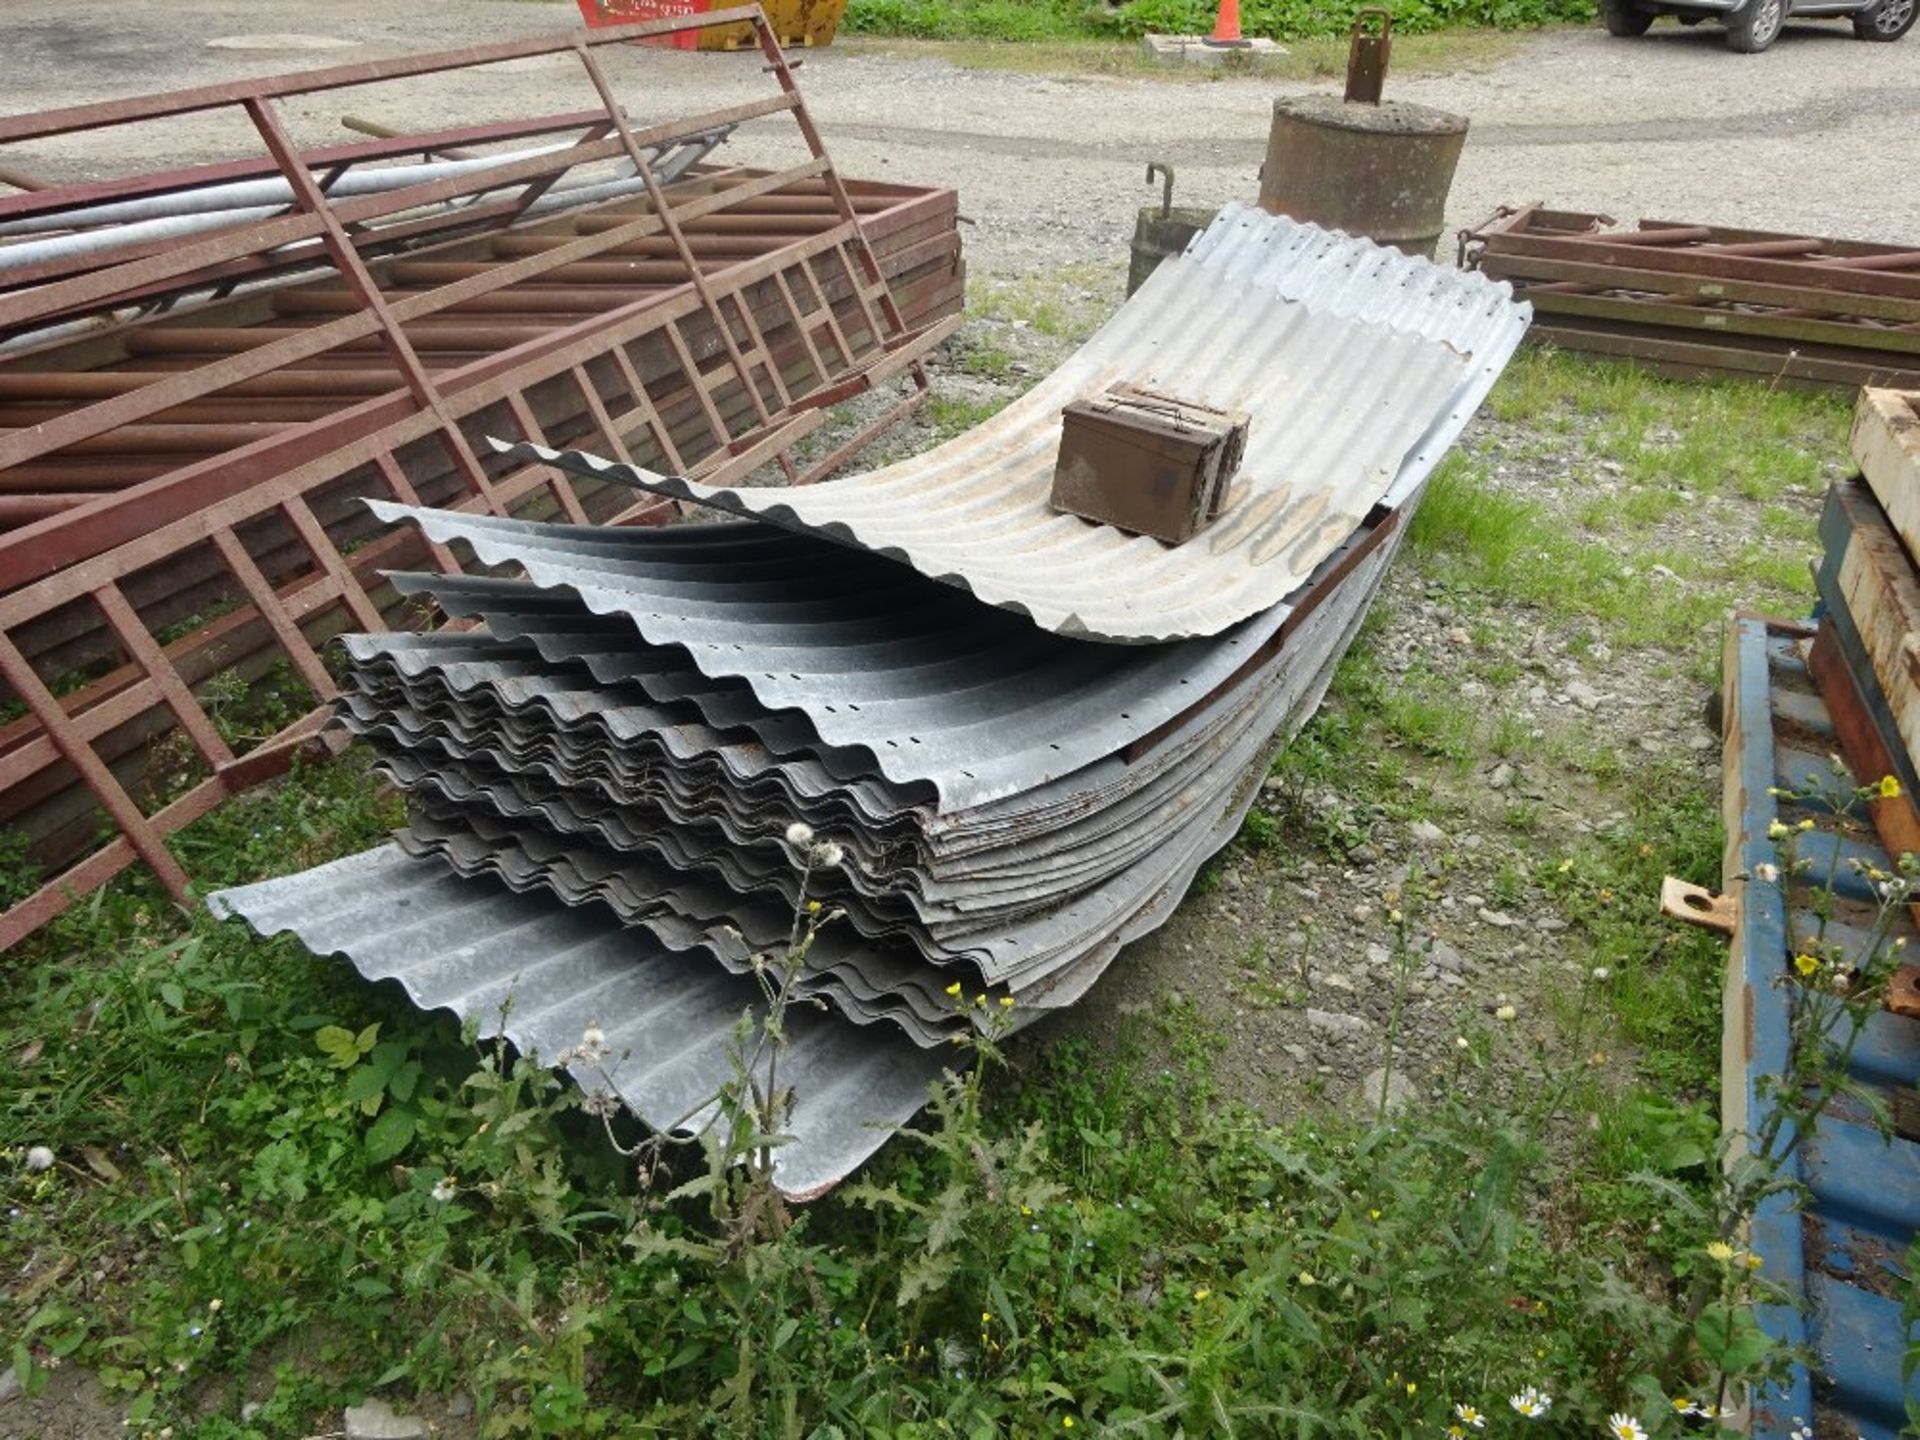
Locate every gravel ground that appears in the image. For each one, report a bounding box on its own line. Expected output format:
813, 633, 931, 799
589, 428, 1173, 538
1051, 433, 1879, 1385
3, 0, 1918, 265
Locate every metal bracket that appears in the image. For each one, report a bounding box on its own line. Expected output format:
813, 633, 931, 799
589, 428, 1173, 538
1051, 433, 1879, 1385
1661, 875, 1736, 934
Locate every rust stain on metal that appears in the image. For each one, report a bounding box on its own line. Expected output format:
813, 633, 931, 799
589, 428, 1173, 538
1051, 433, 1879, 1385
1463, 207, 1920, 391
1343, 9, 1392, 104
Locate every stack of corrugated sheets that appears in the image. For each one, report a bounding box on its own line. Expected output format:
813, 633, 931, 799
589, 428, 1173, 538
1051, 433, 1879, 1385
211, 207, 1530, 1196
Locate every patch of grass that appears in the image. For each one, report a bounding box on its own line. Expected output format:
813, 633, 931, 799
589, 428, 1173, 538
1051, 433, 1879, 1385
845, 0, 1586, 46
1411, 456, 1725, 651
924, 393, 1009, 441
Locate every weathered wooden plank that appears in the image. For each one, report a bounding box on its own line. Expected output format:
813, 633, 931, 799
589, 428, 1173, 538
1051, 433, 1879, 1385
1823, 481, 1920, 774
1853, 389, 1920, 568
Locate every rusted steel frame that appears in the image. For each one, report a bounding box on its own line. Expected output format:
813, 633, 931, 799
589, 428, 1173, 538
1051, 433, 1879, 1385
752, 20, 931, 401
794, 387, 930, 486
796, 254, 856, 368
0, 109, 611, 225
499, 119, 618, 230
771, 269, 830, 390
501, 392, 593, 524
0, 525, 420, 792
0, 497, 89, 523
569, 364, 642, 468
570, 37, 793, 480
607, 346, 687, 473
1524, 320, 1920, 390
0, 629, 193, 899
243, 96, 508, 521
1473, 216, 1920, 304
0, 215, 942, 630
0, 129, 637, 318
0, 153, 825, 477
0, 709, 339, 952
91, 582, 237, 769
0, 232, 960, 731
1475, 253, 1920, 326
0, 9, 765, 143
0, 211, 321, 333
0, 250, 957, 919
1516, 289, 1920, 358
3, 89, 771, 325
1636, 217, 1920, 264
0, 205, 952, 730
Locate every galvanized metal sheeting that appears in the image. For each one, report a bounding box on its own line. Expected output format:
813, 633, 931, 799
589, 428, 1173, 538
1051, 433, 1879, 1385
488, 204, 1527, 642
210, 210, 1494, 1192
206, 846, 947, 1202
366, 504, 1303, 811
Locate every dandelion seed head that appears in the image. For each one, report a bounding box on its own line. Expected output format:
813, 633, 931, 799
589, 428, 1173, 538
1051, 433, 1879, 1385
1591, 966, 1610, 981
1495, 1004, 1517, 1022
812, 841, 844, 868
784, 821, 814, 847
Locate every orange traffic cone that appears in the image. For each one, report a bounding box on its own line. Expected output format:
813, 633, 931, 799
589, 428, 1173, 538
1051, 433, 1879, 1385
1204, 0, 1253, 45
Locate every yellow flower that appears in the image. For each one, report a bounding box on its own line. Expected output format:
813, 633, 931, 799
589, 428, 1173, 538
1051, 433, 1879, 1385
1881, 775, 1903, 799
1798, 818, 1815, 832
807, 899, 821, 914
1705, 1240, 1735, 1263
981, 1311, 992, 1325
1794, 953, 1820, 978
945, 982, 962, 997
1368, 1208, 1382, 1221
1743, 1252, 1763, 1271
1062, 1419, 1075, 1431
1192, 1287, 1210, 1301
1768, 821, 1790, 841
1407, 1382, 1418, 1396
1298, 1271, 1317, 1286
999, 996, 1015, 1009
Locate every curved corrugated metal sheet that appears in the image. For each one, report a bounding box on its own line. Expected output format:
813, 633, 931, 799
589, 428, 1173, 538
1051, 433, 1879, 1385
368, 505, 1311, 810
208, 847, 946, 1202
484, 204, 1527, 642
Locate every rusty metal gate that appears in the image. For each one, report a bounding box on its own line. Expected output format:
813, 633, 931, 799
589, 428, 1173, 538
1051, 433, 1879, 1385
0, 7, 964, 948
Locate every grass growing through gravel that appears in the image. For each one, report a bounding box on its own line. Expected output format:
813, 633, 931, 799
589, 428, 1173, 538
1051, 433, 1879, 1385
0, 329, 1862, 1436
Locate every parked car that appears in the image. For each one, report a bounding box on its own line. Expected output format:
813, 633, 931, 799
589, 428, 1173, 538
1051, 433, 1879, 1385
1601, 0, 1914, 50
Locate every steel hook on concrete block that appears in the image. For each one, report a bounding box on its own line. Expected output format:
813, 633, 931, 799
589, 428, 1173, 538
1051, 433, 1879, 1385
1146, 161, 1175, 220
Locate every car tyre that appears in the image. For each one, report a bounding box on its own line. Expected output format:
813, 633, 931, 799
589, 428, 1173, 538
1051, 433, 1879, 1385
1601, 0, 1656, 33
1726, 0, 1784, 49
1853, 0, 1916, 39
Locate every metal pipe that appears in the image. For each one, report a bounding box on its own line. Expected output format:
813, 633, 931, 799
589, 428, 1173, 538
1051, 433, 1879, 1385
0, 143, 579, 237
0, 132, 725, 283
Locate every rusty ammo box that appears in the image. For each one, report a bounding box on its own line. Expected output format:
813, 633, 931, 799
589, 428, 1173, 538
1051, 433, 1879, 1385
1049, 383, 1250, 545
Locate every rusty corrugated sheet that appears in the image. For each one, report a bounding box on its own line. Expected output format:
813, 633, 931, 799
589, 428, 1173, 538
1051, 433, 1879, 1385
494, 203, 1528, 643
